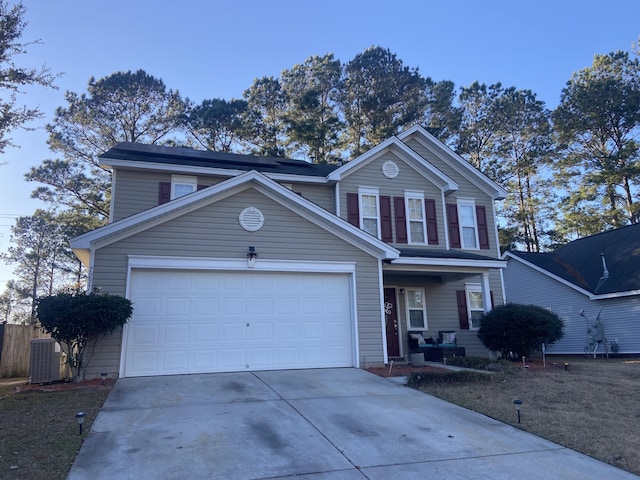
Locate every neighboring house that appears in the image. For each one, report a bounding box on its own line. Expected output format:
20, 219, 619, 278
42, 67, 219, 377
71, 125, 508, 379
503, 223, 640, 355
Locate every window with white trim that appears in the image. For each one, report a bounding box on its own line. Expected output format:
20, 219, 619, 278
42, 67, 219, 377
466, 284, 484, 330
359, 188, 380, 238
171, 175, 197, 199
458, 199, 479, 249
405, 191, 426, 244
406, 288, 427, 330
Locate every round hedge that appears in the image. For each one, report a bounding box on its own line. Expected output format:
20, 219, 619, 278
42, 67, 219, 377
477, 303, 564, 358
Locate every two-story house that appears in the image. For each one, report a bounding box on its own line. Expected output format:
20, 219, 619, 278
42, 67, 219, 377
71, 125, 507, 378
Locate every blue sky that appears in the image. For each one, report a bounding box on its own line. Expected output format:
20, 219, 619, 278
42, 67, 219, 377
1, 0, 639, 285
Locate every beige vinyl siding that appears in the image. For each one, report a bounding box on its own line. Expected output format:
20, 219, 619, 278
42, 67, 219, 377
392, 269, 504, 357
504, 258, 640, 355
402, 138, 501, 258
90, 187, 384, 377
111, 169, 335, 221
338, 151, 446, 248
111, 169, 226, 221
287, 183, 335, 212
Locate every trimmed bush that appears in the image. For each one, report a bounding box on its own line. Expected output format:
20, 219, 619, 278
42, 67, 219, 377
36, 292, 133, 380
477, 303, 564, 359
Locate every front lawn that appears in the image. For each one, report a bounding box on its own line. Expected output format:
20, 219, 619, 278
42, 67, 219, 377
0, 379, 110, 480
398, 357, 640, 475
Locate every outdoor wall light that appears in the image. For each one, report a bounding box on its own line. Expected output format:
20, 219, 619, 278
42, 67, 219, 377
399, 288, 405, 295
247, 246, 258, 268
75, 411, 85, 435
513, 400, 523, 424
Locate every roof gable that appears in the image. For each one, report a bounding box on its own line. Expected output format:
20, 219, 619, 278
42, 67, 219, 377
506, 223, 640, 297
397, 125, 508, 200
71, 170, 399, 264
327, 137, 458, 194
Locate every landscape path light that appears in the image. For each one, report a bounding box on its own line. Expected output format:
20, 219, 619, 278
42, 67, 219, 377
75, 412, 85, 435
513, 400, 523, 424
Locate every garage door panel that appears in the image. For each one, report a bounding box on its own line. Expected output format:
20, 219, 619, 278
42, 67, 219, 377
192, 323, 218, 343
164, 324, 189, 345
249, 323, 272, 340
125, 269, 354, 377
166, 298, 192, 317
162, 350, 189, 372
129, 324, 160, 345
132, 298, 162, 318
248, 297, 273, 315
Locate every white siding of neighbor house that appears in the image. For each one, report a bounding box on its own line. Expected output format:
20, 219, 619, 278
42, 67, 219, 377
338, 150, 447, 248
504, 258, 640, 355
391, 269, 504, 358
89, 187, 383, 378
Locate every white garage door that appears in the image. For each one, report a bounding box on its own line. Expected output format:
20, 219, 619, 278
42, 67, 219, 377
123, 269, 354, 377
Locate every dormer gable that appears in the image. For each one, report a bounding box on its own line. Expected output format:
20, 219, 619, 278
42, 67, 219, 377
328, 137, 458, 195
397, 125, 507, 200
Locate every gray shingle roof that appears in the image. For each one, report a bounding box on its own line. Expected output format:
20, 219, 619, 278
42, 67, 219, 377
100, 142, 339, 177
509, 223, 640, 295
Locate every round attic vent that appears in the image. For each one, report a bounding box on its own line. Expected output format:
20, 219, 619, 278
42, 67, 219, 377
382, 160, 399, 179
239, 206, 265, 232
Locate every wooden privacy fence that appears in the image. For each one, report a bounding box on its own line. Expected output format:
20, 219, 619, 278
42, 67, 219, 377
0, 323, 49, 377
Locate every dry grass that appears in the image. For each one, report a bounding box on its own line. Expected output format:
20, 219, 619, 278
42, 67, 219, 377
0, 379, 110, 480
415, 357, 640, 475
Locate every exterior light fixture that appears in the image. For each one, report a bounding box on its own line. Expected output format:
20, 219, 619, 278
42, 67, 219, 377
399, 288, 405, 295
513, 400, 523, 424
247, 246, 258, 268
100, 372, 107, 384
76, 412, 86, 435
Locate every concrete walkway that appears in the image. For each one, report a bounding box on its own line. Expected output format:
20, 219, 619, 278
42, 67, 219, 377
67, 368, 638, 480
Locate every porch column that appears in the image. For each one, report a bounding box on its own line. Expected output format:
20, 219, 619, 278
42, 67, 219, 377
481, 272, 492, 312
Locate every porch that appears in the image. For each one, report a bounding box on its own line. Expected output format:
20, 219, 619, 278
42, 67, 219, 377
381, 249, 507, 362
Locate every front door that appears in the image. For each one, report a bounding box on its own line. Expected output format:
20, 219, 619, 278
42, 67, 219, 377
384, 287, 400, 357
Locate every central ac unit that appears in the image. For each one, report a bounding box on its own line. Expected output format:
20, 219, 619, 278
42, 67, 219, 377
29, 338, 63, 383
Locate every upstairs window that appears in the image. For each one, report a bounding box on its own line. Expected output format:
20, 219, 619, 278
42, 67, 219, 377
359, 188, 380, 238
405, 192, 426, 244
458, 200, 478, 249
447, 199, 489, 250
172, 175, 197, 200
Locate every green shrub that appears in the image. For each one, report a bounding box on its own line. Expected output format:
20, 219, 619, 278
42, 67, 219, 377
477, 303, 564, 359
36, 292, 133, 380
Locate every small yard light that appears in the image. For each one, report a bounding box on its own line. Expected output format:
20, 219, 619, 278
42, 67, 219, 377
100, 372, 108, 384
75, 412, 85, 435
513, 400, 523, 424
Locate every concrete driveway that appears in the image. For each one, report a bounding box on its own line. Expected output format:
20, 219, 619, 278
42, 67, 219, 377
67, 368, 638, 480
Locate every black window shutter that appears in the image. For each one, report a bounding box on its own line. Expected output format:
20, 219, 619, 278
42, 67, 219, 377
456, 290, 469, 329
394, 196, 407, 243
380, 196, 392, 242
347, 193, 359, 227
476, 205, 490, 249
159, 182, 171, 204
425, 198, 439, 245
447, 204, 461, 248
